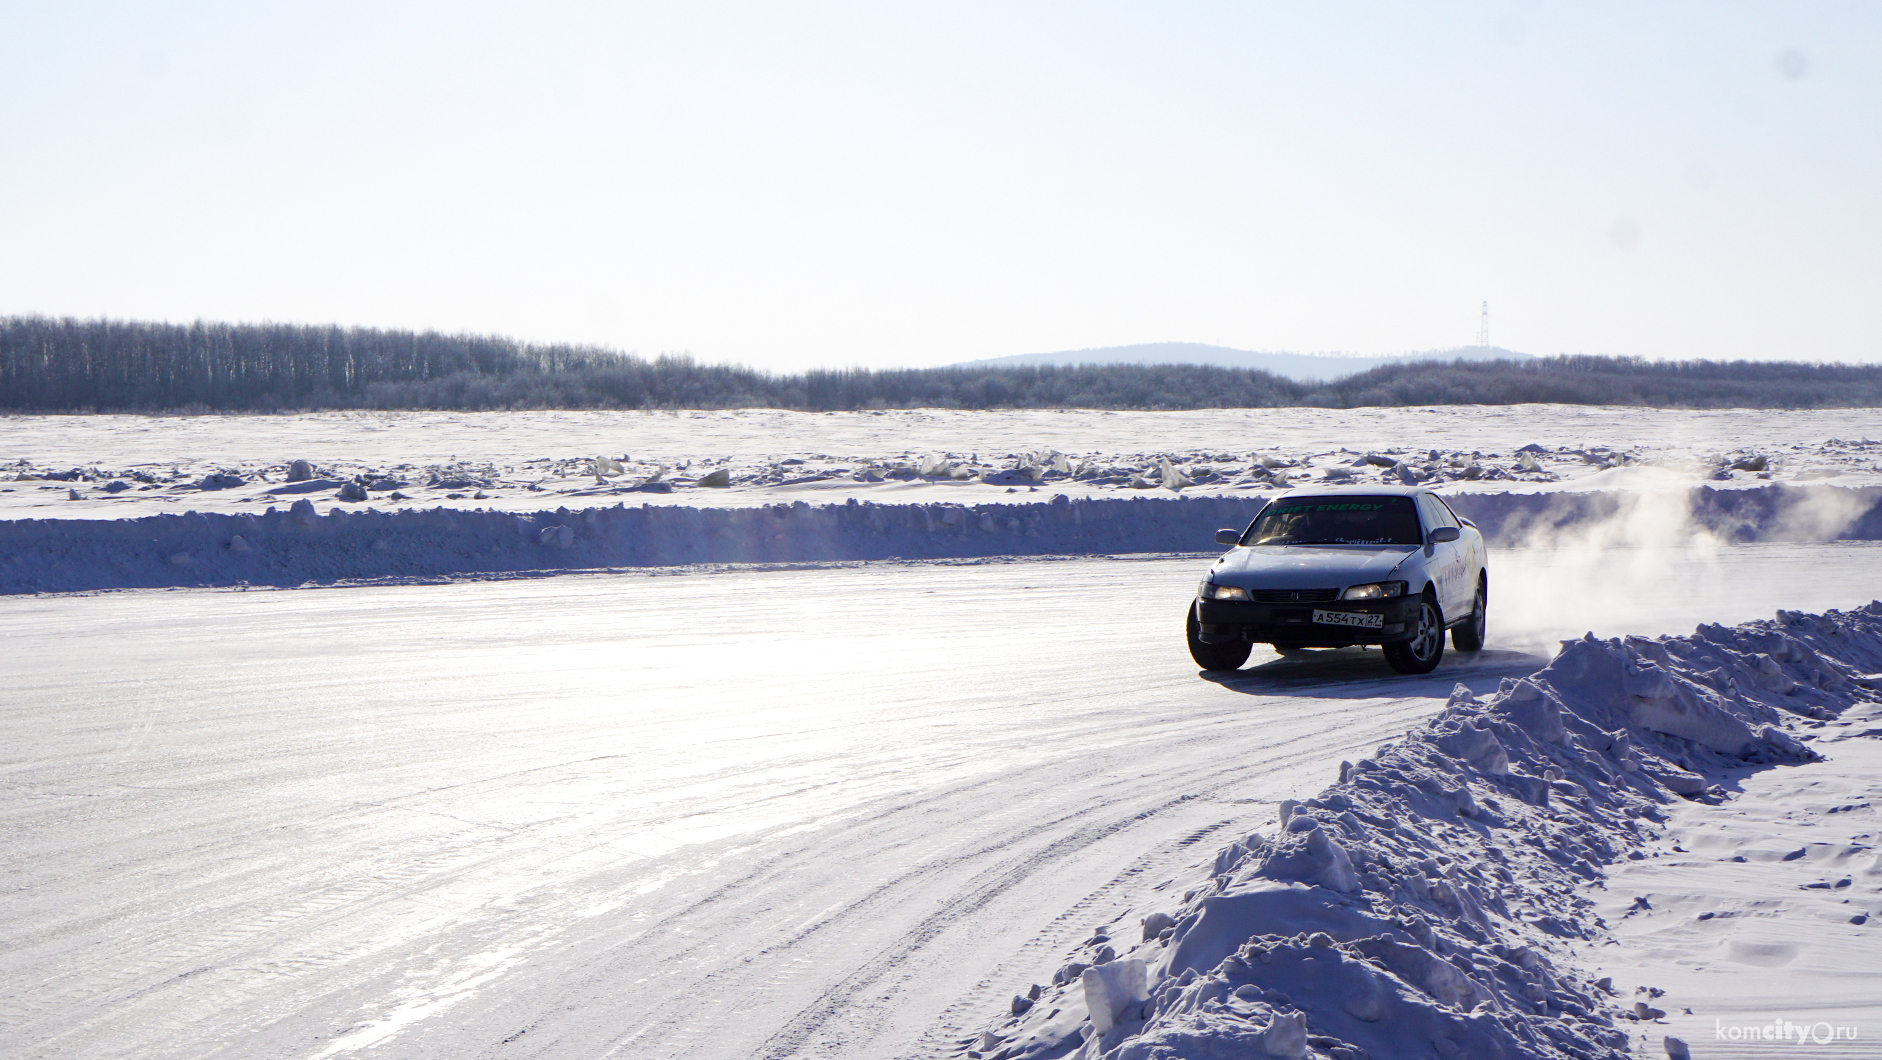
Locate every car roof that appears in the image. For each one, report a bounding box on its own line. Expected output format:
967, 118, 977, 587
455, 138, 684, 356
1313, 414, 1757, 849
1268, 484, 1429, 499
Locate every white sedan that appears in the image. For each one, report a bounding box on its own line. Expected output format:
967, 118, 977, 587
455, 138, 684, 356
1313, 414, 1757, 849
1187, 486, 1489, 674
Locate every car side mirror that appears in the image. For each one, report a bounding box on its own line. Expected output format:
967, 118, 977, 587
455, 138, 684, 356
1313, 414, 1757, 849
1429, 526, 1461, 543
1214, 528, 1241, 546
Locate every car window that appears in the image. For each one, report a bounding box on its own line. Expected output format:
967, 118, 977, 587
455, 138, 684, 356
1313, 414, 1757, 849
1244, 495, 1422, 546
1434, 495, 1467, 528
1415, 494, 1457, 530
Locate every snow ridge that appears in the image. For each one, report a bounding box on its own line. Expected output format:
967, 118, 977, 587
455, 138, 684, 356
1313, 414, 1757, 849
971, 604, 1882, 1060
4, 485, 1881, 595
0, 494, 1265, 594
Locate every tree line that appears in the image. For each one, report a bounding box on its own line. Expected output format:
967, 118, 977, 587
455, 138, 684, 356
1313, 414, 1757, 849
1309, 354, 1882, 409
4, 315, 1880, 412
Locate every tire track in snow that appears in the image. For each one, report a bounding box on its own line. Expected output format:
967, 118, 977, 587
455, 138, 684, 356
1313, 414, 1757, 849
566, 672, 1489, 1060
0, 558, 1585, 1060
791, 703, 1446, 1060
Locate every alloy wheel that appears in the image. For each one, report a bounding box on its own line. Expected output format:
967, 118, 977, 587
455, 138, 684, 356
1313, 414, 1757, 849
1410, 600, 1442, 661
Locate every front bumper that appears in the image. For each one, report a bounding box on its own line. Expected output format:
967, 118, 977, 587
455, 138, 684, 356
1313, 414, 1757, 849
1195, 595, 1420, 647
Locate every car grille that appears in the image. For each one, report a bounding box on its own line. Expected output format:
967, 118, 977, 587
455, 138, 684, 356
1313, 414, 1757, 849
1249, 588, 1339, 603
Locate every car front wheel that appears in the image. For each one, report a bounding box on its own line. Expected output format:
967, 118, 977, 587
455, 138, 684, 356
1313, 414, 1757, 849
1453, 578, 1487, 651
1383, 594, 1445, 674
1186, 605, 1252, 671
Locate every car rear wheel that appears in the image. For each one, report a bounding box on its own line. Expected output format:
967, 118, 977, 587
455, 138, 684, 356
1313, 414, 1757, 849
1186, 605, 1252, 671
1453, 578, 1487, 651
1383, 594, 1445, 674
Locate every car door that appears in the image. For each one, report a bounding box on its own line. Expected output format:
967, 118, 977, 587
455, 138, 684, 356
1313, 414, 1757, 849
1435, 495, 1484, 601
1415, 494, 1468, 619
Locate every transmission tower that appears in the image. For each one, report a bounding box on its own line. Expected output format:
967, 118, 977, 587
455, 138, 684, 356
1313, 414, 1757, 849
1476, 301, 1490, 347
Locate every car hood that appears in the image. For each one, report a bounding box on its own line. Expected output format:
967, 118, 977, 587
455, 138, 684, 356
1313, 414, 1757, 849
1210, 545, 1414, 590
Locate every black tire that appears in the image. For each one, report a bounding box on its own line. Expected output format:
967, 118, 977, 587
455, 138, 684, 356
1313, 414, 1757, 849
1383, 594, 1445, 675
1187, 605, 1252, 671
1453, 578, 1487, 652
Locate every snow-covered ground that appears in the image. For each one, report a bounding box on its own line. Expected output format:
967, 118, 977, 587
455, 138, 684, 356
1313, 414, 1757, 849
5, 407, 1881, 520
6, 406, 1882, 1060
1591, 703, 1882, 1059
4, 545, 1880, 1060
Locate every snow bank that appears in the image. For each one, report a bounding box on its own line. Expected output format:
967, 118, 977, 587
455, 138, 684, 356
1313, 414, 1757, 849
0, 494, 1265, 594
967, 603, 1882, 1060
4, 484, 1880, 595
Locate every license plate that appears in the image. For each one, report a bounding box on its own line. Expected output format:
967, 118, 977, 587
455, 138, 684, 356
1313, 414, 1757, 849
1313, 609, 1383, 629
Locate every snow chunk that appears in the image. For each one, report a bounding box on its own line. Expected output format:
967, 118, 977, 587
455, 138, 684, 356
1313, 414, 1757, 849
1081, 959, 1148, 1034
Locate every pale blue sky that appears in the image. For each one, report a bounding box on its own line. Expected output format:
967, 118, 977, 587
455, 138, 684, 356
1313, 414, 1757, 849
3, 2, 1876, 370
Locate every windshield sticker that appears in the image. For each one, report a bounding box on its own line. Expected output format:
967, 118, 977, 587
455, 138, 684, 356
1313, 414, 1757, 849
1263, 538, 1402, 546
1268, 503, 1387, 515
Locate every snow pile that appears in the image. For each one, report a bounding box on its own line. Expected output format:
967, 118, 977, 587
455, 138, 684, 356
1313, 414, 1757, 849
967, 604, 1882, 1060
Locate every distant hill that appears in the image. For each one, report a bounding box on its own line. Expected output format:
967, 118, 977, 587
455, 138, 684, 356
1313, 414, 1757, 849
955, 342, 1532, 382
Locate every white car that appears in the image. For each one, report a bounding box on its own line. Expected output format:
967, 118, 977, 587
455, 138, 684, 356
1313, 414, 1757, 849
1187, 486, 1488, 674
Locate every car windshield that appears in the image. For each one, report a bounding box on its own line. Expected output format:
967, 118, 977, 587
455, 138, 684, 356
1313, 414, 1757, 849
1243, 495, 1422, 546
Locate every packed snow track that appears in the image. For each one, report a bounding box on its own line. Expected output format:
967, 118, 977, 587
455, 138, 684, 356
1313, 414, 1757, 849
3, 545, 1878, 1059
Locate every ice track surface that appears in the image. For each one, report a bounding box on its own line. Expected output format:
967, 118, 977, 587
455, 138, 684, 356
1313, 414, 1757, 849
4, 546, 1881, 1060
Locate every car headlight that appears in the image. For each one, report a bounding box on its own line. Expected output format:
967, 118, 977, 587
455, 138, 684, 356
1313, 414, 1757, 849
1341, 581, 1406, 601
1199, 582, 1251, 601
